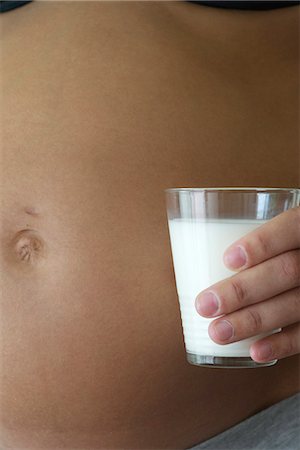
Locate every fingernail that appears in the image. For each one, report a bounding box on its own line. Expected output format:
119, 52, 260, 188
224, 245, 247, 269
211, 320, 234, 341
195, 291, 220, 316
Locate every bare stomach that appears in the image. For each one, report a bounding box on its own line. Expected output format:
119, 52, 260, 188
1, 2, 299, 448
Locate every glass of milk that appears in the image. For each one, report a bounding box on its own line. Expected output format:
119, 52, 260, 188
165, 187, 300, 368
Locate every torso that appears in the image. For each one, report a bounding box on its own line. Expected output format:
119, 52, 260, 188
1, 2, 299, 448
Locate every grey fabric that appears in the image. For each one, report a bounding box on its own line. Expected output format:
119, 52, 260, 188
187, 393, 300, 450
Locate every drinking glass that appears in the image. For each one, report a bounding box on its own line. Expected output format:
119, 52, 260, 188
165, 187, 300, 368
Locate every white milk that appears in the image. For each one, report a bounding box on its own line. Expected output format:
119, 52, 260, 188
168, 218, 274, 357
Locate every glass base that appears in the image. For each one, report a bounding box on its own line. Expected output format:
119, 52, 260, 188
187, 352, 277, 368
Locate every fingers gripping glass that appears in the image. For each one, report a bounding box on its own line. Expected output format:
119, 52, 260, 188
165, 188, 300, 368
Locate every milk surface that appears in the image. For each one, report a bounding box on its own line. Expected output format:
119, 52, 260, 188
168, 218, 274, 357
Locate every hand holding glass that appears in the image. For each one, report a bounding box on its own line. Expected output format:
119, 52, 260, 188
165, 188, 299, 368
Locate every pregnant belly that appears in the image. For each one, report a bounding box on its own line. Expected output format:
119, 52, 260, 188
2, 91, 299, 449
2, 160, 297, 450
1, 118, 299, 447
1, 3, 298, 442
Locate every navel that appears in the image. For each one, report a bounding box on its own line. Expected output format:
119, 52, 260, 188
11, 229, 46, 265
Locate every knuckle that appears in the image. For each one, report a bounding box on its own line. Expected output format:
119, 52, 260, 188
291, 287, 300, 321
231, 278, 247, 307
279, 252, 300, 285
290, 207, 300, 244
292, 288, 300, 317
282, 335, 297, 358
255, 232, 272, 257
291, 206, 300, 226
244, 308, 263, 333
277, 324, 300, 358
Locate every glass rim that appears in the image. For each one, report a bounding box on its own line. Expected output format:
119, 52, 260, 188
165, 187, 300, 193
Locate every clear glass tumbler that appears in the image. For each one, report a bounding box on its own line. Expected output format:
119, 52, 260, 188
165, 187, 300, 368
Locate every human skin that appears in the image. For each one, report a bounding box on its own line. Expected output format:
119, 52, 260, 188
195, 206, 300, 362
0, 1, 299, 448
